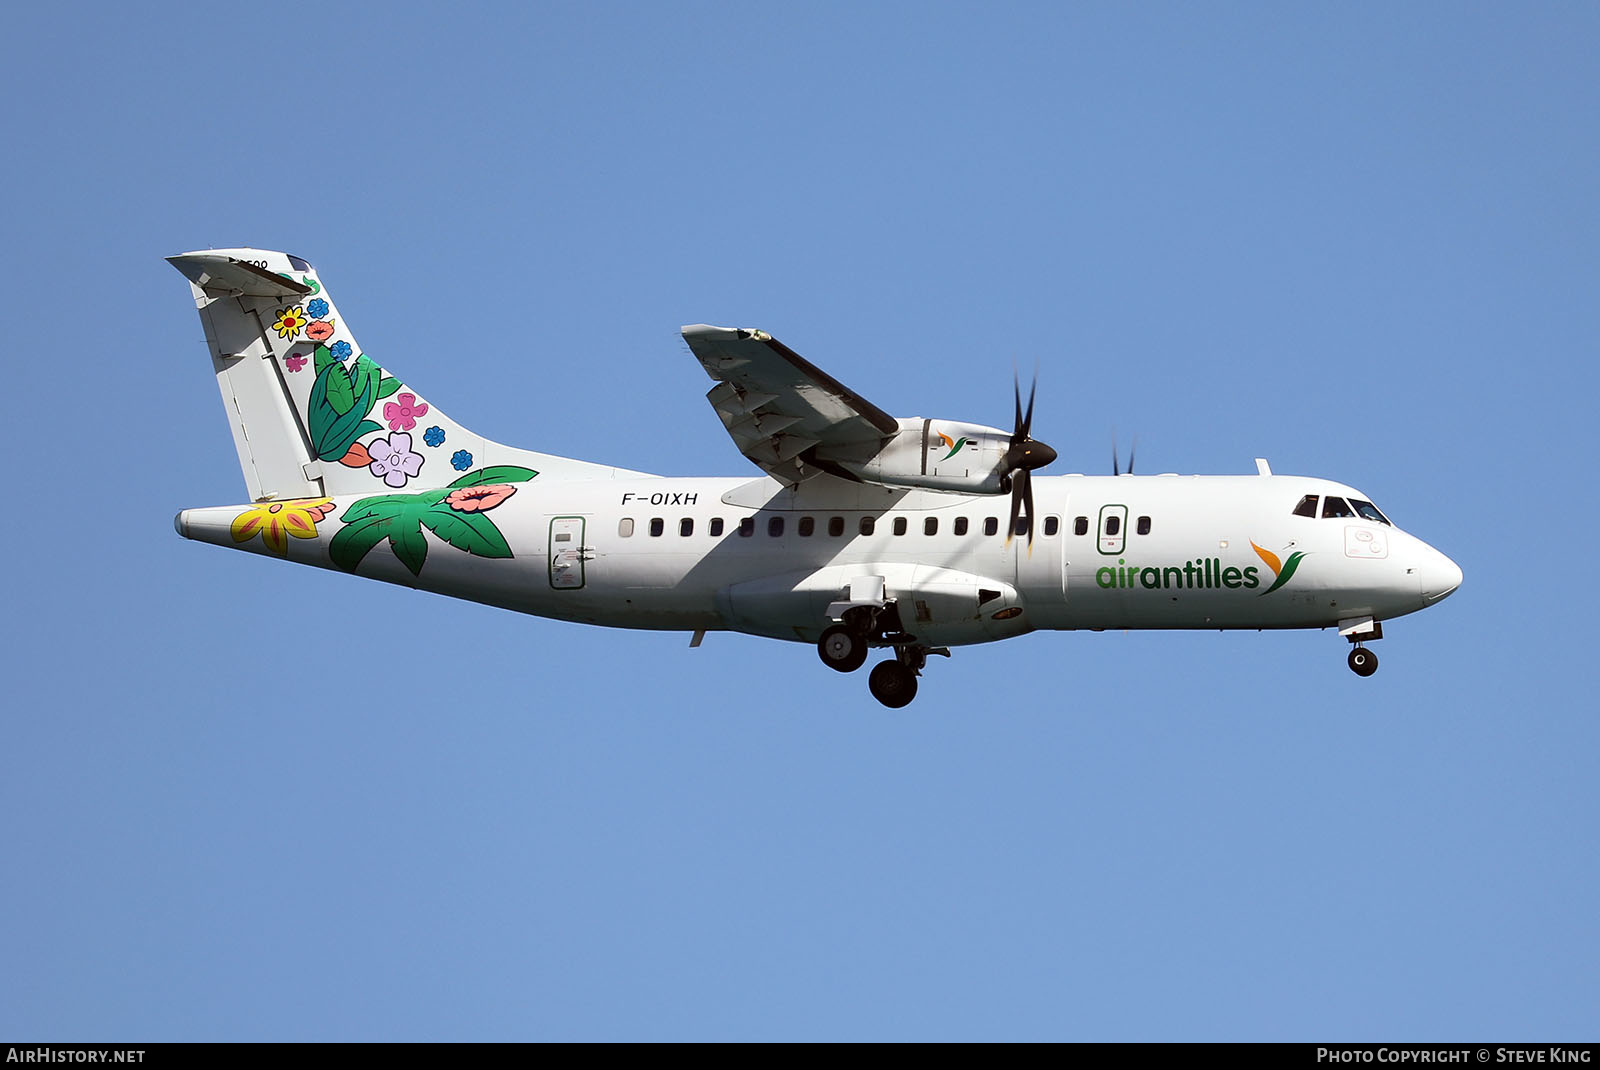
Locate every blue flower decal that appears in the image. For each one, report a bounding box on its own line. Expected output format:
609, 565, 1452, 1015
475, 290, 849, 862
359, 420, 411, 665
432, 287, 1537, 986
451, 449, 473, 471
306, 298, 330, 319
424, 426, 445, 447
330, 340, 352, 360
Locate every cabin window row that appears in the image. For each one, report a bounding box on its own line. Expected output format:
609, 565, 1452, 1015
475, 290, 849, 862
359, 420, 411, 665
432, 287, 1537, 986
615, 515, 1067, 538
1070, 515, 1153, 536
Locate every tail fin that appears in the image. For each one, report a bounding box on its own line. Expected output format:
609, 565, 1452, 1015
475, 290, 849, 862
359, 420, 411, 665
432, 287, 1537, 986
169, 248, 644, 500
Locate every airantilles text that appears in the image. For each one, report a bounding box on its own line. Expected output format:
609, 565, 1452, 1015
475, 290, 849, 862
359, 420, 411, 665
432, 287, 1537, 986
1096, 558, 1261, 590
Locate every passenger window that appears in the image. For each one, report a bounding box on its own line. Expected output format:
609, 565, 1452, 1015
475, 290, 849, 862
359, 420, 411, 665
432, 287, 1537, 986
1351, 499, 1391, 526
925, 517, 938, 536
739, 517, 755, 537
768, 516, 784, 537
679, 518, 693, 537
1044, 516, 1059, 536
859, 516, 875, 536
709, 517, 724, 536
1074, 516, 1089, 536
649, 518, 664, 537
984, 517, 999, 536
798, 516, 815, 537
893, 517, 908, 536
1293, 495, 1319, 518
618, 518, 634, 537
1014, 517, 1030, 537
1322, 496, 1355, 519
828, 516, 844, 537
1136, 516, 1151, 535
954, 517, 969, 536
1105, 516, 1121, 536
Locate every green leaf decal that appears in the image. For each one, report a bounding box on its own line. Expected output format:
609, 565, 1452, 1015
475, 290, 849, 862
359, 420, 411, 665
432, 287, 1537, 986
349, 355, 380, 404
329, 514, 393, 572
446, 465, 540, 490
389, 525, 429, 577
423, 510, 513, 559
313, 344, 335, 375
375, 376, 402, 400
325, 361, 355, 415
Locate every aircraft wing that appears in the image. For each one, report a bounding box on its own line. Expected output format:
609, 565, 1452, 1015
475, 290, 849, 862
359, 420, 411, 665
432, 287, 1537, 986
682, 325, 900, 483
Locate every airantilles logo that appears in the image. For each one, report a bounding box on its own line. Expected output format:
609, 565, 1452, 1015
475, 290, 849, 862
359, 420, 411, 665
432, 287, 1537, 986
1094, 541, 1306, 595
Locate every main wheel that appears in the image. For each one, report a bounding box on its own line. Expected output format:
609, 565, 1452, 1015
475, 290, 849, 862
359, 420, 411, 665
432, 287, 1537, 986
818, 625, 869, 673
868, 660, 918, 708
1348, 647, 1379, 677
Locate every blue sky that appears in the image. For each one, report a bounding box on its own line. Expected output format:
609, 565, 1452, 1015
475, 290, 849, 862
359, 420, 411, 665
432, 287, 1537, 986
3, 2, 1596, 1041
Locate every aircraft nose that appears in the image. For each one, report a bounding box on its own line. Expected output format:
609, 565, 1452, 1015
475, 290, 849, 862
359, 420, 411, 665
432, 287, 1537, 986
1418, 548, 1463, 604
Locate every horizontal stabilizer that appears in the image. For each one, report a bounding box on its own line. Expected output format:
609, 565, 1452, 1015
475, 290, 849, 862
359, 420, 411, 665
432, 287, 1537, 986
167, 252, 313, 298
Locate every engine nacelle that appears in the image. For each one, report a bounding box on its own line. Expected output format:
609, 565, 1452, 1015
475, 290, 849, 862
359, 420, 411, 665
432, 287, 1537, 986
834, 418, 1013, 494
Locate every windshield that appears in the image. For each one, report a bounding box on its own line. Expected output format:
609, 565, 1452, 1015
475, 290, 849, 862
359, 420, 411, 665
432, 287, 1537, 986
1350, 498, 1391, 525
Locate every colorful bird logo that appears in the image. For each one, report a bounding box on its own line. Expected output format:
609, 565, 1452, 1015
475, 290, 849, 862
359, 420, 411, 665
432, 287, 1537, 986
1251, 541, 1307, 595
935, 430, 970, 461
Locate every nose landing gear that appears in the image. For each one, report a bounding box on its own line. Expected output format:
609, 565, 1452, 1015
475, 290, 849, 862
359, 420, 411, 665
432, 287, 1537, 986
1342, 618, 1383, 677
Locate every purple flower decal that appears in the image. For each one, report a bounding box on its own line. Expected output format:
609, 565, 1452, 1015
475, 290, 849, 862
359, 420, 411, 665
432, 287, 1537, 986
367, 432, 424, 488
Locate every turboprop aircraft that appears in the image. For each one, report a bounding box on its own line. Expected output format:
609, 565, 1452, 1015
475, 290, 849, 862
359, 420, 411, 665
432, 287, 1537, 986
169, 248, 1462, 707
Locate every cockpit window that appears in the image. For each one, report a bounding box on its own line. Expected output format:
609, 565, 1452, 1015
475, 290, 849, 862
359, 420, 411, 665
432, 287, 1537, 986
1321, 496, 1355, 519
1292, 495, 1318, 518
1350, 499, 1391, 525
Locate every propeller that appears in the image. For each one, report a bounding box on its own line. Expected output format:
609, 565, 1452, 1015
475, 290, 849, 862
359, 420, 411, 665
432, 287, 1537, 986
1112, 431, 1138, 476
1003, 369, 1058, 550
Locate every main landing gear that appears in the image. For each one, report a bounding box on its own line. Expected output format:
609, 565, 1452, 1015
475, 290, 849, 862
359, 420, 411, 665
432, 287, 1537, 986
815, 603, 949, 708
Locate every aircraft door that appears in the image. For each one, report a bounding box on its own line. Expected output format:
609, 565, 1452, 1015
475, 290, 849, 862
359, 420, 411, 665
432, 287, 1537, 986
548, 516, 587, 589
1098, 504, 1128, 556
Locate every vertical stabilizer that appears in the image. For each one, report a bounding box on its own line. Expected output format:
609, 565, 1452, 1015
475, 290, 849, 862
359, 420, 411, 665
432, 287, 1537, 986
169, 248, 644, 500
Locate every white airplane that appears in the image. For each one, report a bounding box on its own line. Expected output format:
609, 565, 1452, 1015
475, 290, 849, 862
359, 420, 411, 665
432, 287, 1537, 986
170, 248, 1462, 707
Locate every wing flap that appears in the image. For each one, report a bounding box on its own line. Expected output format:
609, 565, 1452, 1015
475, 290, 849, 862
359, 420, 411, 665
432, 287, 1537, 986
684, 324, 897, 482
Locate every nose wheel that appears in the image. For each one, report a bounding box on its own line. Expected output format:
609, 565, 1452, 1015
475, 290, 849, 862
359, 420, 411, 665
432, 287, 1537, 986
1347, 646, 1379, 677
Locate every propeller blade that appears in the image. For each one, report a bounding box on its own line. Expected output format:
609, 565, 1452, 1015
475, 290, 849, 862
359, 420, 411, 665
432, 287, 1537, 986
1005, 467, 1024, 547
1021, 368, 1037, 441
1127, 434, 1138, 476
1112, 430, 1120, 477
1013, 373, 1024, 443
1021, 468, 1035, 552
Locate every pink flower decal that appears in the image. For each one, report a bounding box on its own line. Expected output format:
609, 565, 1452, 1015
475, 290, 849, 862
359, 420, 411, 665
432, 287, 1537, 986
367, 432, 424, 488
383, 391, 430, 432
445, 484, 517, 513
305, 320, 335, 342
285, 353, 307, 373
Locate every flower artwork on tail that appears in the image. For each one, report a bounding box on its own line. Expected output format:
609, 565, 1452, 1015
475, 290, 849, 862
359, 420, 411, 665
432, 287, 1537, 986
329, 466, 538, 578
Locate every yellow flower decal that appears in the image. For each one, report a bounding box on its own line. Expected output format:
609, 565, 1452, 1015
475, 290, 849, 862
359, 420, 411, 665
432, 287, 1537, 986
231, 498, 335, 556
271, 306, 309, 340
